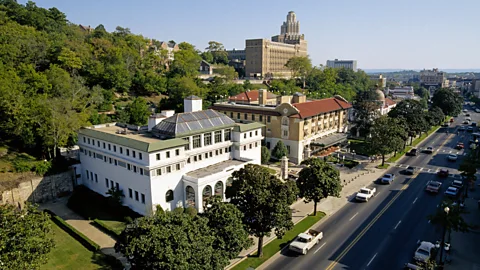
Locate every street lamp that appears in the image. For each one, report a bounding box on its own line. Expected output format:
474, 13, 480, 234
439, 206, 450, 265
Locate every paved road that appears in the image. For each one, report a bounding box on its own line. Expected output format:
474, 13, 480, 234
263, 109, 477, 270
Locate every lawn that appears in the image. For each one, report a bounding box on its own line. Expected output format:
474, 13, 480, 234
42, 220, 121, 270
99, 220, 126, 236
232, 212, 325, 270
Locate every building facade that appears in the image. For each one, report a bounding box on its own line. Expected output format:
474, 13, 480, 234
77, 96, 263, 215
369, 74, 387, 88
326, 59, 358, 71
420, 68, 447, 88
245, 11, 307, 79
387, 86, 416, 100
211, 90, 351, 164
227, 49, 246, 61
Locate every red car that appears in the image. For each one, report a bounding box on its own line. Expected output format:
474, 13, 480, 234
450, 118, 454, 123
456, 143, 464, 150
437, 169, 449, 178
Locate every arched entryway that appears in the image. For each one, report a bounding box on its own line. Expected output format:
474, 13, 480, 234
214, 181, 223, 199
185, 186, 195, 207
202, 185, 212, 206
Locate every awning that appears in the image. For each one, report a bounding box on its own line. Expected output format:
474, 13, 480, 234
311, 133, 348, 148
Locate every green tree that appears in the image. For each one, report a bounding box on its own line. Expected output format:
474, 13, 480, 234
115, 210, 228, 270
305, 67, 338, 98
106, 186, 125, 206
426, 106, 445, 126
428, 200, 470, 238
243, 79, 253, 90
297, 158, 342, 215
368, 116, 407, 166
203, 197, 253, 260
261, 146, 271, 164
285, 56, 312, 88
0, 204, 55, 270
127, 97, 150, 126
226, 164, 298, 257
388, 99, 429, 144
272, 140, 288, 160
205, 41, 228, 65
170, 42, 202, 77
352, 89, 383, 138
431, 88, 463, 116
214, 65, 238, 81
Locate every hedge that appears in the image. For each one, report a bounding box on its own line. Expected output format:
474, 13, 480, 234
44, 209, 100, 251
93, 219, 121, 238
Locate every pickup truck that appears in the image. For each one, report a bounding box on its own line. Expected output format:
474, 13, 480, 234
356, 187, 376, 202
289, 229, 324, 255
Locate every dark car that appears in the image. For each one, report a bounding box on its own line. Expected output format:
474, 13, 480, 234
407, 148, 418, 156
437, 169, 449, 178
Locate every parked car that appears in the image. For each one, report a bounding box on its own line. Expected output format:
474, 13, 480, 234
467, 127, 474, 132
447, 154, 458, 161
289, 229, 324, 254
472, 122, 478, 127
451, 180, 464, 189
425, 181, 442, 193
466, 113, 471, 117
456, 142, 464, 150
407, 148, 418, 156
355, 187, 376, 202
442, 122, 450, 127
405, 166, 416, 175
463, 120, 470, 124
459, 126, 466, 131
424, 146, 434, 154
437, 169, 449, 178
380, 174, 395, 184
450, 118, 454, 123
445, 186, 459, 198
414, 241, 436, 263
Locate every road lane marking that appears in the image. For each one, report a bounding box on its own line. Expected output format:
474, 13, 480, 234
412, 197, 418, 204
449, 150, 452, 153
394, 220, 402, 230
314, 242, 327, 254
325, 174, 418, 270
428, 220, 431, 224
366, 253, 378, 267
349, 213, 358, 221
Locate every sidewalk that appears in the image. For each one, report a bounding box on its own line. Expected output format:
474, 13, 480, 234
39, 197, 130, 269
445, 178, 480, 270
226, 161, 385, 269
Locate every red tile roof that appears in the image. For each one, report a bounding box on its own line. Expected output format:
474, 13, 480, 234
291, 97, 352, 119
384, 98, 396, 107
228, 90, 276, 103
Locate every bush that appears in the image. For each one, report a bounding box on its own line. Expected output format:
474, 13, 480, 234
44, 210, 100, 251
184, 206, 197, 217
13, 160, 34, 172
93, 219, 121, 238
34, 160, 52, 175
261, 146, 270, 164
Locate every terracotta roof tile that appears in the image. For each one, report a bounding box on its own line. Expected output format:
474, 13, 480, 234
292, 98, 352, 119
228, 90, 276, 102
384, 98, 396, 107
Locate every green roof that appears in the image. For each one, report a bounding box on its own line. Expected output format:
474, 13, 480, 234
78, 128, 188, 152
234, 122, 265, 132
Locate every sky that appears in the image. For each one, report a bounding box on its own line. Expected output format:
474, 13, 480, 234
19, 0, 480, 69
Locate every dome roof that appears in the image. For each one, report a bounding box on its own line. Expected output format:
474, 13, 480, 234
375, 89, 385, 101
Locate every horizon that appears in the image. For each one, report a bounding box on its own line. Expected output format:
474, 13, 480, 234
18, 0, 480, 69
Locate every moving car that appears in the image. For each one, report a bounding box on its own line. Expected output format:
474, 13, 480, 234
466, 113, 471, 117
445, 186, 459, 198
414, 241, 436, 263
289, 229, 324, 254
451, 180, 464, 189
425, 181, 442, 193
424, 146, 434, 154
381, 174, 395, 184
437, 168, 449, 178
405, 166, 416, 175
456, 142, 464, 150
355, 187, 376, 202
447, 154, 458, 161
407, 148, 418, 156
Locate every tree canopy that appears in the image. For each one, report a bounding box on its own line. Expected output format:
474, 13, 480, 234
388, 99, 429, 142
431, 88, 463, 116
367, 115, 407, 165
272, 140, 288, 160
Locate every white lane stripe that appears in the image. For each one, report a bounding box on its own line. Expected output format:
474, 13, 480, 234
412, 197, 418, 204
314, 242, 326, 254
367, 253, 378, 267
394, 220, 402, 230
349, 213, 358, 221
428, 220, 431, 223
449, 150, 452, 153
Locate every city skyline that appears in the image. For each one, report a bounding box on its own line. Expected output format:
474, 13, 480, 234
19, 0, 480, 70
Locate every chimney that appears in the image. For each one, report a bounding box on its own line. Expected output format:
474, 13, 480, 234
184, 95, 203, 112
148, 114, 165, 131
292, 92, 306, 104
258, 89, 267, 106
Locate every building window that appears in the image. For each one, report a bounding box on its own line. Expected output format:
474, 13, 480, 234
139, 153, 142, 160
243, 145, 246, 151
175, 149, 180, 156
187, 158, 191, 163
267, 116, 271, 122
237, 113, 240, 119
167, 166, 171, 173
215, 150, 219, 155
103, 156, 107, 162
97, 141, 100, 147
86, 170, 89, 179
156, 153, 160, 160
132, 151, 136, 158
224, 129, 231, 141
176, 164, 180, 170
250, 132, 252, 137
90, 172, 93, 181
198, 155, 202, 160
184, 137, 190, 150
92, 139, 95, 145
287, 145, 291, 154
252, 114, 255, 121
166, 151, 170, 158
135, 191, 139, 201
94, 174, 98, 182
83, 137, 86, 143
255, 142, 258, 147
88, 138, 91, 144
141, 194, 145, 204
114, 160, 118, 166
156, 168, 162, 175
105, 178, 109, 188
140, 168, 143, 175
166, 190, 174, 202
113, 145, 116, 152
209, 152, 213, 157
103, 142, 106, 149
244, 133, 247, 139
116, 183, 119, 190
193, 135, 201, 148
249, 144, 252, 149
255, 130, 258, 136
120, 147, 123, 154
244, 113, 247, 119
126, 149, 130, 156
111, 180, 114, 188
129, 188, 133, 198
88, 151, 92, 157
108, 144, 111, 150
259, 115, 263, 121
230, 112, 233, 118
220, 149, 223, 154
214, 131, 222, 143
205, 153, 208, 159
133, 166, 137, 173
283, 130, 288, 137
204, 133, 212, 146
194, 156, 197, 162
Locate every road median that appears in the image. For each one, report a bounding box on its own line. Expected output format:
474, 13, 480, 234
386, 125, 440, 163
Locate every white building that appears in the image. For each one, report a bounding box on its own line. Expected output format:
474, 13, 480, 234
326, 59, 358, 71
77, 96, 263, 215
387, 86, 416, 100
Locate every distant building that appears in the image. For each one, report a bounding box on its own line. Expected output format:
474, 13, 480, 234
326, 59, 358, 72
199, 60, 213, 75
158, 41, 180, 61
387, 86, 416, 100
227, 49, 246, 61
369, 74, 387, 88
420, 68, 447, 88
79, 24, 93, 32
245, 11, 308, 79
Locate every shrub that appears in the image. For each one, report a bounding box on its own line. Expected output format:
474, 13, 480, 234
184, 206, 197, 217
44, 210, 100, 251
34, 160, 52, 175
93, 219, 121, 237
13, 160, 34, 172
261, 146, 271, 164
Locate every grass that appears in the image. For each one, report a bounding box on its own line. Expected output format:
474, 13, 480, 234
98, 220, 126, 236
42, 220, 121, 270
386, 146, 412, 163
232, 212, 325, 270
250, 83, 266, 89
377, 164, 390, 169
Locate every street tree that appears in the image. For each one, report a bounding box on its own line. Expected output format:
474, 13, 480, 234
352, 89, 383, 138
115, 210, 227, 270
272, 140, 288, 160
202, 197, 253, 260
285, 56, 312, 88
426, 106, 445, 126
226, 164, 298, 257
431, 88, 463, 116
388, 99, 429, 144
459, 154, 478, 192
0, 204, 55, 270
297, 158, 342, 215
368, 115, 407, 166
261, 146, 271, 164
428, 200, 470, 238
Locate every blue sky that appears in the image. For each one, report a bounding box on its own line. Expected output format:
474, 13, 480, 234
20, 0, 480, 69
